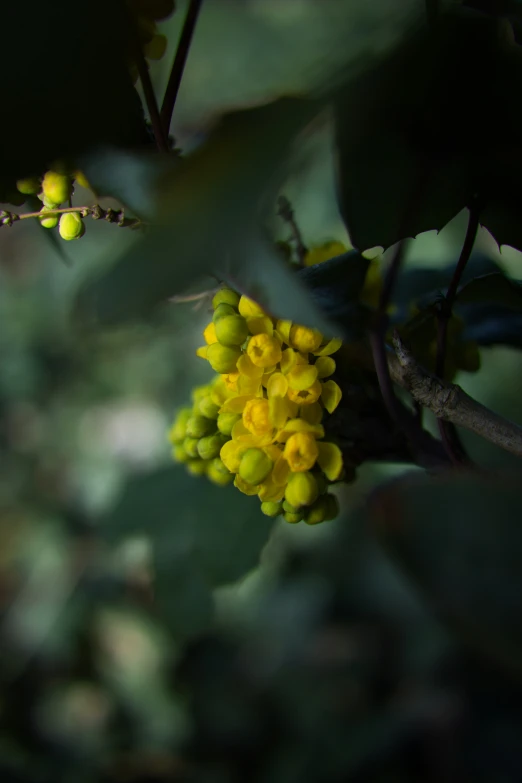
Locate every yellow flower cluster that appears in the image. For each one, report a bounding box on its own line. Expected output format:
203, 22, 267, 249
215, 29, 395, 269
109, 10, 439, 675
169, 287, 346, 525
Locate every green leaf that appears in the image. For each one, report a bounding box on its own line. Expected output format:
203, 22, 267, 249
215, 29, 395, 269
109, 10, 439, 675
457, 272, 522, 310
335, 9, 522, 253
102, 465, 273, 589
370, 472, 522, 680
76, 97, 340, 335
0, 1, 147, 180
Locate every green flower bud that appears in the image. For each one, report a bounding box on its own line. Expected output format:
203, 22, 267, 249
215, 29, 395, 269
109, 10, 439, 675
282, 499, 299, 514
39, 206, 59, 229
185, 415, 214, 439
197, 434, 223, 461
215, 314, 249, 347
207, 458, 233, 486
172, 443, 190, 463
238, 448, 273, 485
283, 511, 303, 524
261, 501, 283, 518
285, 472, 319, 508
16, 177, 41, 195
186, 459, 208, 477
212, 303, 237, 323
183, 437, 200, 458
304, 498, 327, 525
198, 396, 220, 419
59, 212, 84, 241
323, 493, 340, 521
42, 171, 72, 205
206, 343, 241, 373
217, 412, 241, 436
212, 288, 240, 310
168, 407, 192, 444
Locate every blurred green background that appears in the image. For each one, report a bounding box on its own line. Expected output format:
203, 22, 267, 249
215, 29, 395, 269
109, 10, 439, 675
1, 2, 522, 781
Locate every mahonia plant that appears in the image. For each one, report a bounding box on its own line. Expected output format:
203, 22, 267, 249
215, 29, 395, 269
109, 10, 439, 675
169, 286, 347, 525
0, 0, 176, 240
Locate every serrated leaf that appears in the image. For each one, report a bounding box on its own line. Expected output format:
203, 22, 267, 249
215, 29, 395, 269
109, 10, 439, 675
335, 9, 522, 253
370, 472, 522, 680
76, 97, 341, 334
457, 272, 522, 310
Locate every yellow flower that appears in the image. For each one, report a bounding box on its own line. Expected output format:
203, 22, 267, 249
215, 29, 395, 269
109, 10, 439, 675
247, 334, 282, 368
283, 431, 319, 472
203, 322, 218, 345
222, 373, 239, 391
276, 417, 324, 442
286, 364, 318, 391
289, 325, 323, 353
317, 442, 343, 481
238, 295, 265, 317
321, 380, 342, 414
287, 379, 322, 406
303, 240, 348, 267
242, 398, 273, 436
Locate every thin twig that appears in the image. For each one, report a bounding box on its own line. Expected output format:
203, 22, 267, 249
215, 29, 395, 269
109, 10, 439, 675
435, 202, 481, 465
391, 332, 522, 458
277, 195, 308, 266
131, 27, 169, 153
160, 0, 204, 136
0, 205, 142, 229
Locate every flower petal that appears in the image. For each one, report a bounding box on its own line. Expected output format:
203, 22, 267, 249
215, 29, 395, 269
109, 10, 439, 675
257, 477, 286, 502
247, 316, 274, 336
220, 440, 248, 472
287, 364, 318, 391
299, 401, 323, 425
321, 380, 342, 413
315, 356, 336, 378
237, 353, 264, 379
234, 475, 260, 495
280, 348, 297, 375
196, 346, 208, 359
220, 394, 253, 413
313, 338, 342, 357
267, 372, 288, 398
275, 418, 324, 442
317, 442, 343, 481
272, 454, 290, 486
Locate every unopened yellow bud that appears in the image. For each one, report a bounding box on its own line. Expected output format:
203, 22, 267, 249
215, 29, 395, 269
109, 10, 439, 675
185, 415, 214, 439
283, 431, 319, 472
260, 501, 283, 517
283, 511, 303, 524
289, 325, 322, 353
217, 411, 241, 436
206, 343, 241, 373
197, 434, 223, 461
59, 212, 84, 241
212, 303, 236, 323
207, 458, 234, 486
16, 176, 41, 195
212, 288, 240, 310
168, 407, 192, 443
238, 448, 273, 485
42, 171, 72, 205
183, 437, 200, 458
198, 397, 220, 419
186, 459, 208, 477
215, 314, 249, 347
172, 443, 190, 463
39, 206, 59, 229
285, 471, 319, 508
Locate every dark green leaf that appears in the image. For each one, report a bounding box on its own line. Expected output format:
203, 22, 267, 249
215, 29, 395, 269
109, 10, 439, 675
462, 304, 522, 348
457, 273, 522, 310
77, 98, 340, 334
102, 465, 273, 588
370, 472, 522, 681
335, 9, 522, 253
0, 1, 147, 180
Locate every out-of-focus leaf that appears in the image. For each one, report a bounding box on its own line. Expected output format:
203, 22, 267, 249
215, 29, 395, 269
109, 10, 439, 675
154, 554, 214, 639
462, 304, 522, 348
457, 273, 522, 310
392, 254, 502, 313
335, 9, 522, 253
77, 97, 341, 334
370, 472, 522, 680
0, 1, 147, 181
102, 465, 273, 589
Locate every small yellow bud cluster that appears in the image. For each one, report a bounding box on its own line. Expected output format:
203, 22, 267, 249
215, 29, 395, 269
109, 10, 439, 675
126, 0, 175, 83
170, 287, 347, 525
16, 167, 90, 240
